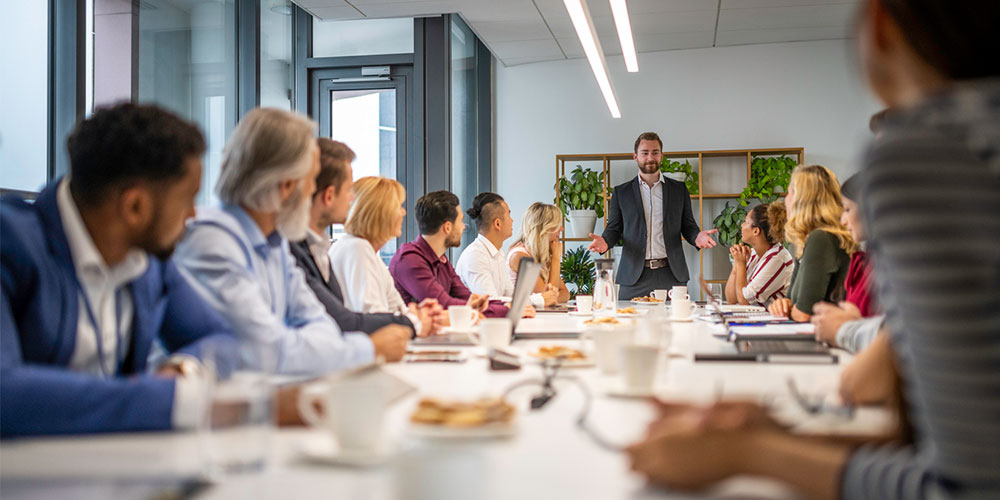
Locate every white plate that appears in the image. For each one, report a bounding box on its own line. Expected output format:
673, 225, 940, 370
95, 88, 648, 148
615, 310, 649, 317
297, 439, 392, 467
408, 421, 518, 439
606, 386, 657, 399
568, 310, 593, 317
630, 299, 665, 305
527, 355, 595, 368
667, 316, 694, 322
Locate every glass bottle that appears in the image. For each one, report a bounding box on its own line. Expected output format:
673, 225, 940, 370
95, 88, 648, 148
592, 258, 617, 318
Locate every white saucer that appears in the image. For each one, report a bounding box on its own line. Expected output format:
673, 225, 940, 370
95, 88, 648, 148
606, 386, 657, 399
438, 326, 475, 335
667, 316, 694, 322
568, 311, 593, 317
297, 439, 392, 467
409, 421, 518, 439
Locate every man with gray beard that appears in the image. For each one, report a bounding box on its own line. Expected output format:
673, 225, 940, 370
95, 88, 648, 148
173, 108, 409, 374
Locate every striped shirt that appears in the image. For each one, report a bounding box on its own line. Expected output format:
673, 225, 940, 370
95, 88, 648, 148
741, 243, 794, 307
842, 79, 1000, 499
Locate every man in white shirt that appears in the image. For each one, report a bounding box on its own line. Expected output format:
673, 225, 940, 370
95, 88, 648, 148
174, 108, 409, 374
456, 192, 555, 307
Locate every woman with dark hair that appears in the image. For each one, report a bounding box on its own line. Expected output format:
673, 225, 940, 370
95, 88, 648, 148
724, 202, 794, 307
626, 1, 1000, 498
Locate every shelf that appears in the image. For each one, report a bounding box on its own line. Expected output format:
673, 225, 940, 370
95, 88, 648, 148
700, 193, 741, 199
560, 237, 593, 242
705, 279, 728, 284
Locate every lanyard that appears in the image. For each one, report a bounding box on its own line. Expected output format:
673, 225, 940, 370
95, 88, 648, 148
77, 282, 124, 378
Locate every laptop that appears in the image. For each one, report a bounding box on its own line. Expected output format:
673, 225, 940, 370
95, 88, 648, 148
509, 260, 583, 340
411, 258, 542, 346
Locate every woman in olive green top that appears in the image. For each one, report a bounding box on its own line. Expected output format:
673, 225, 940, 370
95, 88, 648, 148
769, 165, 853, 321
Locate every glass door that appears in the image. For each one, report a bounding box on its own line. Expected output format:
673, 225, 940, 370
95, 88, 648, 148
316, 67, 409, 263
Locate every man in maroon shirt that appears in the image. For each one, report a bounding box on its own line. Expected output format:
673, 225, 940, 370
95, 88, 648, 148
389, 191, 511, 318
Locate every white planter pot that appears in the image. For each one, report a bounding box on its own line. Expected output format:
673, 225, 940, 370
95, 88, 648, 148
662, 172, 687, 182
568, 209, 598, 238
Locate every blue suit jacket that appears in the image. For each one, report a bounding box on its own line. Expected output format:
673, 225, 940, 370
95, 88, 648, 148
0, 181, 235, 438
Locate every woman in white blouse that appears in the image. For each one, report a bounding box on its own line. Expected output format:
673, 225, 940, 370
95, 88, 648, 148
724, 202, 794, 307
506, 202, 570, 304
329, 176, 429, 333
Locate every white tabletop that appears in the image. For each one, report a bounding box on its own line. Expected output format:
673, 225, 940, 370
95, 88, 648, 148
0, 307, 893, 500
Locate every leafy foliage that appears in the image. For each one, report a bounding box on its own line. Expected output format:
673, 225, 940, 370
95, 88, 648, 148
739, 156, 796, 206
660, 158, 699, 194
560, 246, 595, 298
555, 165, 611, 220
712, 202, 747, 248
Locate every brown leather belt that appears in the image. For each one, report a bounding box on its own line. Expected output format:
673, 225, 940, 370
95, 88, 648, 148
644, 258, 668, 269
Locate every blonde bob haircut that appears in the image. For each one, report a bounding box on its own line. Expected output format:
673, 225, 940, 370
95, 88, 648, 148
215, 108, 316, 212
784, 164, 855, 258
515, 202, 562, 282
346, 176, 406, 246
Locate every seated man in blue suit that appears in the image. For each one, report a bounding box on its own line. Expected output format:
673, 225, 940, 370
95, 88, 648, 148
0, 103, 235, 437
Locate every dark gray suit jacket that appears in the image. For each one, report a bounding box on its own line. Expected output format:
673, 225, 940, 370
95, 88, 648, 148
601, 176, 701, 286
290, 239, 414, 335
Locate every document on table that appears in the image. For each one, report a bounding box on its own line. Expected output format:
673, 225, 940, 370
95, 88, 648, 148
729, 323, 815, 337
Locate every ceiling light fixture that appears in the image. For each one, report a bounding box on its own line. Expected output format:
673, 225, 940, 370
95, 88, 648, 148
564, 0, 621, 118
609, 0, 638, 72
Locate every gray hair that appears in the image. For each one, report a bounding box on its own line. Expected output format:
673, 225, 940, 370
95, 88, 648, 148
215, 108, 317, 212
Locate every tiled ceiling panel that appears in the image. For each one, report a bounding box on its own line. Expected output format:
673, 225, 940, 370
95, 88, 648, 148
292, 0, 860, 66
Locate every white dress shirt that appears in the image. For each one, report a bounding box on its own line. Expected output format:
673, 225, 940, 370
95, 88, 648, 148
174, 206, 374, 375
328, 233, 423, 331
306, 228, 332, 283
56, 179, 203, 428
638, 173, 667, 260
457, 234, 543, 306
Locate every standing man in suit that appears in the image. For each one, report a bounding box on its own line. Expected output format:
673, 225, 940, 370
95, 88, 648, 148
588, 132, 718, 299
290, 138, 437, 337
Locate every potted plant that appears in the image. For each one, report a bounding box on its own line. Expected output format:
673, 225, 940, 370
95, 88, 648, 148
560, 246, 595, 298
712, 201, 747, 249
660, 158, 699, 194
739, 155, 796, 205
555, 165, 611, 237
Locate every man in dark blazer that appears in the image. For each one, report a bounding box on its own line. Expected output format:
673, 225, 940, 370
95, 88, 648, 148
291, 138, 437, 337
588, 132, 718, 299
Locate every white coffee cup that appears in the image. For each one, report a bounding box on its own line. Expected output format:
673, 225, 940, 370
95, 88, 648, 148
670, 299, 698, 319
619, 344, 660, 391
469, 318, 511, 350
298, 380, 390, 453
652, 289, 668, 301
575, 295, 593, 314
581, 324, 634, 375
668, 287, 689, 302
448, 305, 478, 331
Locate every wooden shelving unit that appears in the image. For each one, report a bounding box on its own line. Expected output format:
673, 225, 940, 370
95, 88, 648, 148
555, 147, 804, 299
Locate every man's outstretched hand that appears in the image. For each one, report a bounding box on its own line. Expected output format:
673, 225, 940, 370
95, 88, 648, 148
588, 233, 608, 253
695, 229, 719, 249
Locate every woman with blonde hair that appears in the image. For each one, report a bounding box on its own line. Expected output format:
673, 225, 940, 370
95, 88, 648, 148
329, 176, 431, 335
724, 202, 794, 307
507, 202, 570, 304
768, 164, 853, 321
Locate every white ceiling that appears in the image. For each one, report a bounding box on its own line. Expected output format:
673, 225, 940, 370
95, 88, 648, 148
290, 0, 860, 67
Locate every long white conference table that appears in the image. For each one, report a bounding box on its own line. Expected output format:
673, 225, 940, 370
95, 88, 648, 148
0, 306, 893, 500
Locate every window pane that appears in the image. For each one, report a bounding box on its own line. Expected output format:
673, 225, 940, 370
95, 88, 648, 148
329, 88, 398, 263
260, 0, 292, 110
312, 18, 413, 58
450, 15, 478, 251
138, 0, 236, 207
0, 1, 49, 192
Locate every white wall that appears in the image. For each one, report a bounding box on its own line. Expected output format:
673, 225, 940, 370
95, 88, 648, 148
495, 39, 881, 294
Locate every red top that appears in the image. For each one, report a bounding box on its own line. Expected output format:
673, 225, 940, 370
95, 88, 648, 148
844, 250, 878, 317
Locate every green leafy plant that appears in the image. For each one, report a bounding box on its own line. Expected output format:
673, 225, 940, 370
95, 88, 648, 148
555, 165, 611, 220
660, 158, 699, 194
560, 246, 595, 298
712, 202, 747, 248
739, 155, 796, 206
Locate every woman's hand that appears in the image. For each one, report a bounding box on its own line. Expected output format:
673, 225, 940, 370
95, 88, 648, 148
769, 298, 793, 318
730, 244, 751, 267
541, 283, 558, 306
550, 238, 563, 258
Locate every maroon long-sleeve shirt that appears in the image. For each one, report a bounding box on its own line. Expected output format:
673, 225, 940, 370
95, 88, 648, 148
389, 237, 509, 318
